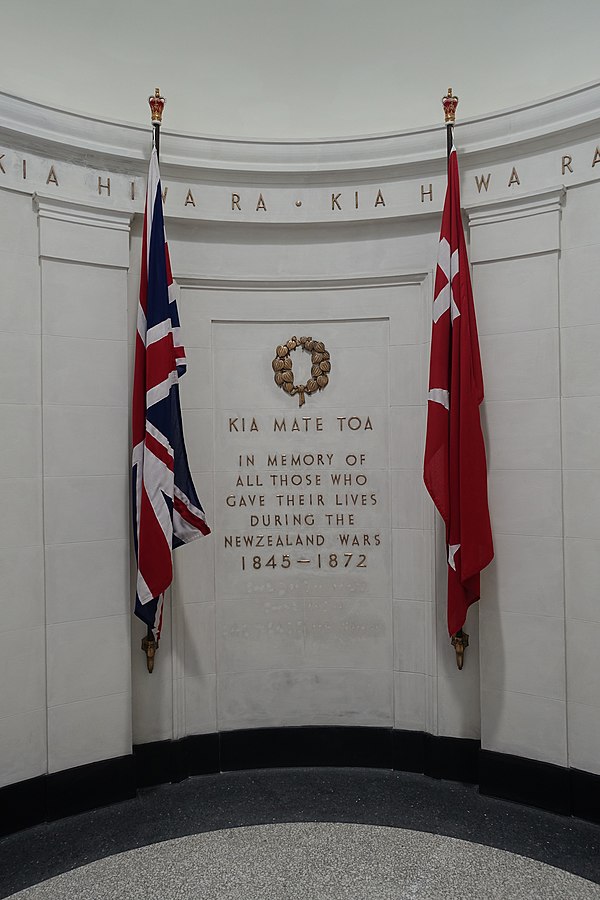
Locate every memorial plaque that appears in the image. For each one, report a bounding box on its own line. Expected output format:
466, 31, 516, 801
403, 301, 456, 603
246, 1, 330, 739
213, 320, 391, 604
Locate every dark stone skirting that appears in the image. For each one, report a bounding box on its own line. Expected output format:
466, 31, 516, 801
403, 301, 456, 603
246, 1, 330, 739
0, 756, 136, 838
1, 727, 599, 838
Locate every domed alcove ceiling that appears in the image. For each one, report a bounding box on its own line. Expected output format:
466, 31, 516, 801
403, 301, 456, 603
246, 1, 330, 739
1, 0, 600, 139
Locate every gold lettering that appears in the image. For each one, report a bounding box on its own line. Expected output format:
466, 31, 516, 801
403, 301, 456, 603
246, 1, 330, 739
421, 183, 433, 202
592, 147, 600, 167
269, 473, 322, 487
331, 472, 367, 486
345, 453, 367, 466
0, 154, 5, 174
98, 176, 110, 196
161, 186, 168, 203
232, 193, 241, 211
374, 189, 385, 207
326, 514, 356, 526
46, 166, 59, 186
226, 494, 265, 508
248, 513, 315, 528
337, 416, 372, 431
256, 193, 267, 211
562, 155, 573, 175
508, 167, 520, 187
228, 416, 258, 432
22, 160, 27, 180
475, 173, 491, 193
184, 188, 196, 207
236, 474, 263, 487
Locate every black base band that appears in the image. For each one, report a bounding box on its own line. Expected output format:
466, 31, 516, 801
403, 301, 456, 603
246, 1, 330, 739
1, 727, 599, 838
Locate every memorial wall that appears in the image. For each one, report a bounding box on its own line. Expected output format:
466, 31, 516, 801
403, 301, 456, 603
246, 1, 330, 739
0, 84, 599, 810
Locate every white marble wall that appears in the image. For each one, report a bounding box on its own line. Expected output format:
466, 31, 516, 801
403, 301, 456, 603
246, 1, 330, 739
1, 87, 600, 790
0, 188, 133, 785
470, 191, 567, 767
154, 271, 442, 739
37, 197, 133, 772
0, 188, 45, 788
390, 278, 437, 735
561, 181, 600, 777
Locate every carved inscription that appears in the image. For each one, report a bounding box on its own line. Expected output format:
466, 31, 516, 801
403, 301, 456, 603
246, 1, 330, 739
3, 144, 600, 215
221, 414, 384, 582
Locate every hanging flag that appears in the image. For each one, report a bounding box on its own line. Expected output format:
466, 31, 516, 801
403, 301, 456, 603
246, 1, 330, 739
423, 141, 493, 637
132, 147, 211, 644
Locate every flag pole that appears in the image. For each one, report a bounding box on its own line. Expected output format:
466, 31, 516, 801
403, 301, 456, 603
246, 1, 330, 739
140, 88, 166, 674
445, 88, 454, 157
441, 88, 469, 671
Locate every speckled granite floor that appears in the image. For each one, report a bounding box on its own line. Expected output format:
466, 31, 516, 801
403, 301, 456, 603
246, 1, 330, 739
1, 769, 599, 898
5, 823, 600, 900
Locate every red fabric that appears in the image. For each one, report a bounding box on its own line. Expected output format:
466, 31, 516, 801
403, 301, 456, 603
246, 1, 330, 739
423, 145, 494, 636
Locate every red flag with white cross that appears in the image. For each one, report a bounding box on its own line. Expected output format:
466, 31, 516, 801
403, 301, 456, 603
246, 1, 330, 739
423, 141, 494, 637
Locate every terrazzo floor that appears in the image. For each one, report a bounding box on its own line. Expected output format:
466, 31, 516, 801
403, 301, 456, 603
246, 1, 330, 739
1, 768, 600, 899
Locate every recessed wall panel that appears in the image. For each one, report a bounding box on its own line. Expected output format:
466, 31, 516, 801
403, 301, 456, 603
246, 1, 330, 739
173, 281, 432, 734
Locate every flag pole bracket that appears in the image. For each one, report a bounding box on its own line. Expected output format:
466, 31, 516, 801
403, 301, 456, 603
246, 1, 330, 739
451, 629, 469, 670
142, 628, 157, 674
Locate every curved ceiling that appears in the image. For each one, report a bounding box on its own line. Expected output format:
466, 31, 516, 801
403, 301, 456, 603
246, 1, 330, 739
1, 0, 599, 140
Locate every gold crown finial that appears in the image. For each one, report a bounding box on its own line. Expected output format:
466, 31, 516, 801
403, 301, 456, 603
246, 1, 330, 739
149, 88, 165, 124
442, 87, 459, 124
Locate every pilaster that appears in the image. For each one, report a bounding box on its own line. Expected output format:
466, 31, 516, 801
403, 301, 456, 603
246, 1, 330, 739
468, 188, 567, 767
35, 195, 134, 773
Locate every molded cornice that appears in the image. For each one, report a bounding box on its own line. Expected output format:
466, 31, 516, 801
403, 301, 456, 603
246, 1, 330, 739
1, 81, 600, 178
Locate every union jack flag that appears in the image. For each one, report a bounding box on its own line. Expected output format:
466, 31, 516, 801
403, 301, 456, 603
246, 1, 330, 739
132, 147, 210, 643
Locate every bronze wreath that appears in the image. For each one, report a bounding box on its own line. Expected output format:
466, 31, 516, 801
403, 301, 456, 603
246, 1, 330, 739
271, 335, 331, 407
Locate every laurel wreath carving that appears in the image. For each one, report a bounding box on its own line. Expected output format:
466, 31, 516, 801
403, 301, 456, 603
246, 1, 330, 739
272, 336, 331, 407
